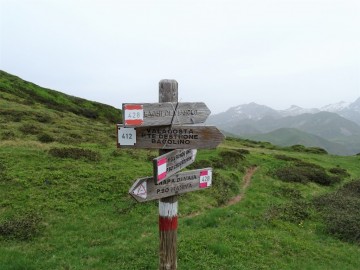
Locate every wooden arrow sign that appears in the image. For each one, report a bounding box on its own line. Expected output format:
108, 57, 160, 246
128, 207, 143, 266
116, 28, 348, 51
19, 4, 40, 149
154, 149, 197, 183
129, 168, 213, 202
117, 125, 225, 149
122, 102, 211, 127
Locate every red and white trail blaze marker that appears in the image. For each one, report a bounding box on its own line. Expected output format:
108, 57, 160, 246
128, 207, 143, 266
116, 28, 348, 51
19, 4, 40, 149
199, 169, 212, 188
124, 104, 144, 126
154, 149, 197, 183
157, 158, 167, 182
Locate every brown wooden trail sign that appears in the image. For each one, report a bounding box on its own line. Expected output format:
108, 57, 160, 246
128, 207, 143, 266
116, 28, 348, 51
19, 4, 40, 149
129, 168, 213, 202
117, 124, 225, 149
153, 149, 197, 183
122, 102, 211, 127
121, 79, 225, 270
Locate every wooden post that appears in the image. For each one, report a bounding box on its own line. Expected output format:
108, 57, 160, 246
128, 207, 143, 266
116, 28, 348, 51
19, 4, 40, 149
159, 79, 178, 270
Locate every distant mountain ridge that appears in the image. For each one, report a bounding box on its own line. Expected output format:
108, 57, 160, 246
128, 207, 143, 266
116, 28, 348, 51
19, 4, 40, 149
207, 98, 360, 155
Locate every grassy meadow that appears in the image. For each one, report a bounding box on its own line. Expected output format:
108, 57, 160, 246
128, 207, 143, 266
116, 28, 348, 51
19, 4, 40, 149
1, 71, 360, 269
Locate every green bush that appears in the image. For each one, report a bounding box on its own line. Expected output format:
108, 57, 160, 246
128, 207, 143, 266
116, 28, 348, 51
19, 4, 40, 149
273, 186, 303, 200
234, 148, 250, 155
19, 123, 42, 135
314, 180, 360, 244
0, 110, 27, 122
216, 150, 246, 170
211, 171, 240, 206
38, 133, 55, 143
329, 167, 350, 177
35, 114, 52, 123
0, 159, 11, 182
306, 147, 328, 154
265, 200, 312, 224
0, 212, 42, 240
288, 145, 327, 154
274, 154, 300, 162
273, 167, 308, 183
1, 130, 16, 140
49, 147, 101, 161
188, 159, 213, 170
289, 144, 307, 152
273, 162, 340, 186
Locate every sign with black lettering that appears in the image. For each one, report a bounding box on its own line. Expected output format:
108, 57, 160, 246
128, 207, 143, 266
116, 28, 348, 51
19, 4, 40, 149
122, 102, 211, 127
116, 125, 225, 149
129, 168, 213, 202
154, 149, 197, 183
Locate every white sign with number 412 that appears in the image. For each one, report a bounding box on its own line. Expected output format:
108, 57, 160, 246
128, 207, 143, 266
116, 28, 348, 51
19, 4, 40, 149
118, 127, 136, 146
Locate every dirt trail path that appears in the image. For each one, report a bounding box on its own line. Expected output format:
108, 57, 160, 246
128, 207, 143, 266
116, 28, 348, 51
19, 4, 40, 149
226, 166, 258, 207
184, 166, 258, 218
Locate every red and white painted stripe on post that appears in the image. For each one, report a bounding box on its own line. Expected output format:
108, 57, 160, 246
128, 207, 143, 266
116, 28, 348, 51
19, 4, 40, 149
159, 201, 178, 231
157, 157, 167, 183
124, 104, 144, 126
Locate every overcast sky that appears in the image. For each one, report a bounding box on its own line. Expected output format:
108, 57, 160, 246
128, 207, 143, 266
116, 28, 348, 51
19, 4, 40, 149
1, 0, 359, 113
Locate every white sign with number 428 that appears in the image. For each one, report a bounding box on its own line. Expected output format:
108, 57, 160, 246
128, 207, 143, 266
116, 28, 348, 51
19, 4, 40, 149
118, 127, 136, 146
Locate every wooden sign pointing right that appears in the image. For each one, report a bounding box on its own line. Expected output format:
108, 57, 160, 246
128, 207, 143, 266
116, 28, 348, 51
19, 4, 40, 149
117, 125, 225, 149
129, 168, 213, 202
122, 102, 211, 127
153, 149, 197, 183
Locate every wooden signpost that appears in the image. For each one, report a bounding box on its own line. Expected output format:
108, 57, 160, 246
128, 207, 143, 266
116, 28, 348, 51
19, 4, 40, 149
120, 79, 225, 270
129, 168, 212, 202
123, 102, 211, 127
117, 125, 224, 149
153, 149, 197, 183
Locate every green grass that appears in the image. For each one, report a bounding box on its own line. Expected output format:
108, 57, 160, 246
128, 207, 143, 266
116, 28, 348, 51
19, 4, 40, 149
1, 70, 360, 269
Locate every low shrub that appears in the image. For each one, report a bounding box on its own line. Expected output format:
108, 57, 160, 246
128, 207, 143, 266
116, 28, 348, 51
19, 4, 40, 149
19, 123, 42, 135
0, 160, 11, 181
265, 200, 312, 224
273, 162, 340, 186
234, 148, 250, 155
211, 171, 240, 206
306, 147, 328, 154
1, 130, 16, 140
273, 186, 303, 200
274, 154, 300, 162
0, 212, 42, 240
314, 180, 360, 244
217, 150, 245, 169
35, 114, 52, 123
38, 133, 55, 143
289, 144, 307, 152
188, 159, 213, 170
329, 167, 350, 177
49, 147, 101, 161
288, 145, 327, 154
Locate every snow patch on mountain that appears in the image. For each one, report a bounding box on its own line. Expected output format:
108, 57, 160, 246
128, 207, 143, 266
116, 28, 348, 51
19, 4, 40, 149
280, 105, 319, 117
321, 101, 351, 112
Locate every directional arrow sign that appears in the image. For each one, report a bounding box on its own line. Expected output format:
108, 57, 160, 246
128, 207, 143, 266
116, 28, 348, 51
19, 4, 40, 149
122, 102, 211, 127
154, 149, 197, 183
129, 168, 213, 202
117, 125, 225, 149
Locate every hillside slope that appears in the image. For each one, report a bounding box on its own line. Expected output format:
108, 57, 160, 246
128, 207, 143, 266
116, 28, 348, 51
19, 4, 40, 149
0, 70, 122, 123
1, 71, 360, 269
245, 128, 348, 155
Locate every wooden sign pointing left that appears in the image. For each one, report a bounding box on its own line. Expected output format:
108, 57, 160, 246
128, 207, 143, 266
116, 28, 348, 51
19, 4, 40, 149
122, 102, 211, 127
